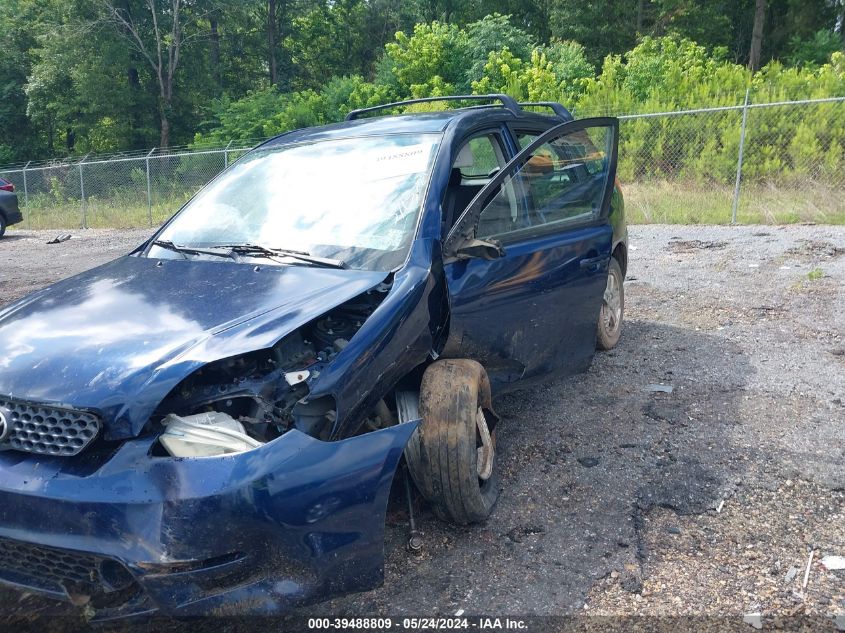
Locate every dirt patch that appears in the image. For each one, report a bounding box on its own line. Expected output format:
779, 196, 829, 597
587, 482, 845, 622
784, 239, 845, 260
666, 239, 728, 252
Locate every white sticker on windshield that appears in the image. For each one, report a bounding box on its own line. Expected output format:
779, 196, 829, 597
372, 143, 435, 179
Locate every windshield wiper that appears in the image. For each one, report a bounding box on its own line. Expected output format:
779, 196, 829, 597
218, 243, 347, 269
150, 239, 235, 260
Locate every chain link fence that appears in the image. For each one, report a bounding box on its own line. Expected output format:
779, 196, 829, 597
611, 95, 845, 224
1, 96, 844, 229
0, 144, 254, 230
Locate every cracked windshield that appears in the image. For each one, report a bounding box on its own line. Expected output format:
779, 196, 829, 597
153, 133, 441, 270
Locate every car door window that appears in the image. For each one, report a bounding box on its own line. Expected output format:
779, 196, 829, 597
442, 132, 513, 234
516, 132, 538, 149
457, 135, 504, 178
476, 125, 615, 240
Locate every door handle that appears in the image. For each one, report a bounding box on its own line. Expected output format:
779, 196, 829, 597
579, 255, 605, 273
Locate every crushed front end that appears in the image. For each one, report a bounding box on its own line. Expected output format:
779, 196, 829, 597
0, 412, 416, 619
0, 260, 437, 619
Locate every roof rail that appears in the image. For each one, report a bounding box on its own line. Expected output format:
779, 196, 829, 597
518, 102, 573, 120
345, 94, 521, 121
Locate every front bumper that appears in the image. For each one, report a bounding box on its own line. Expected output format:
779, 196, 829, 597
0, 421, 416, 619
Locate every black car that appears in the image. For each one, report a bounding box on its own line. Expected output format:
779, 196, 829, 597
0, 177, 22, 237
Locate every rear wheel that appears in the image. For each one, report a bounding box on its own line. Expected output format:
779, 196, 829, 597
0, 215, 6, 238
597, 257, 624, 350
405, 359, 499, 524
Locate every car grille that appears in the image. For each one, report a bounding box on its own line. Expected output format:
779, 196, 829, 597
0, 396, 101, 457
0, 538, 134, 594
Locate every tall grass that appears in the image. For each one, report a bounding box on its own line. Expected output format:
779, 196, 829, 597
625, 181, 845, 224
10, 182, 844, 230
17, 194, 190, 230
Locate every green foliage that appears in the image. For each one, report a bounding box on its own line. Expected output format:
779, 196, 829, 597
194, 88, 285, 145
321, 76, 383, 121
786, 30, 844, 67
384, 22, 470, 95
192, 23, 845, 193
540, 40, 595, 101
193, 74, 401, 145
6, 1, 845, 231
264, 90, 327, 136
470, 48, 562, 101
2, 1, 845, 167
26, 21, 135, 154
582, 36, 735, 106
548, 0, 639, 66
571, 37, 845, 186
464, 14, 535, 85
288, 0, 372, 91
470, 47, 527, 97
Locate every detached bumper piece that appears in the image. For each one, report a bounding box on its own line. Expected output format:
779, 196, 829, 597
0, 396, 100, 457
0, 537, 139, 608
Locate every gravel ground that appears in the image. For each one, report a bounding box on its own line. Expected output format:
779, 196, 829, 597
0, 225, 843, 631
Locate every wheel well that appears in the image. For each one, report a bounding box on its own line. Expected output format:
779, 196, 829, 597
612, 242, 627, 277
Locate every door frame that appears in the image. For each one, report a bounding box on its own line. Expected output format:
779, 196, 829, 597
443, 117, 619, 260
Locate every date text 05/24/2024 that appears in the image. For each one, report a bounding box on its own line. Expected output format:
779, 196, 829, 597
307, 617, 529, 630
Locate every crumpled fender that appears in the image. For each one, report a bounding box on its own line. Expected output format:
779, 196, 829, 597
306, 238, 447, 439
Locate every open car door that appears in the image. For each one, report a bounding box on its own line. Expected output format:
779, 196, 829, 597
440, 117, 619, 389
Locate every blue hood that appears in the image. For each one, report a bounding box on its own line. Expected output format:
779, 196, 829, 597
0, 256, 387, 439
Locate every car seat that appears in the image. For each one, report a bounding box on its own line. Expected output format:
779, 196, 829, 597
442, 144, 484, 236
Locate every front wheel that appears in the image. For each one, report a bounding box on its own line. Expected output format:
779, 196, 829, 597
405, 359, 499, 525
0, 215, 6, 238
597, 257, 624, 350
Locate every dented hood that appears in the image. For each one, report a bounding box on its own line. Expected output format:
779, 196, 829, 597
0, 256, 387, 439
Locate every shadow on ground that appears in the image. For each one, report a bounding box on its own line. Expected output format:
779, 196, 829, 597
309, 319, 755, 618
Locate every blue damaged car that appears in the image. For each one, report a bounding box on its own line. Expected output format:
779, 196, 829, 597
0, 95, 626, 618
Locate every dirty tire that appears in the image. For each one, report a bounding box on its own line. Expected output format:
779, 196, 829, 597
0, 216, 6, 238
597, 257, 624, 350
405, 359, 498, 525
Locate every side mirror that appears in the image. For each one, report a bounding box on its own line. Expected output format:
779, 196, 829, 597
454, 238, 505, 261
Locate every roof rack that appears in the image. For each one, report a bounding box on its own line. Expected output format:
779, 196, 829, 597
518, 102, 573, 120
345, 94, 521, 121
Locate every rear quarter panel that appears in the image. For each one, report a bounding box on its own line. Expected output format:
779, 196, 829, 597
609, 181, 627, 273
0, 191, 22, 226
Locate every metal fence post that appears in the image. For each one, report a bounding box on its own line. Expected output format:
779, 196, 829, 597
731, 89, 751, 224
22, 161, 30, 229
78, 156, 88, 229
224, 140, 232, 169
146, 147, 156, 226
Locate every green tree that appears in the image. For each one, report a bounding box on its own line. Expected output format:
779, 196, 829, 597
548, 0, 640, 66
98, 0, 203, 147
0, 0, 40, 162
287, 0, 371, 90
464, 14, 535, 84
541, 40, 594, 100
26, 2, 137, 155
785, 30, 843, 67
4, 0, 845, 167
383, 21, 470, 95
